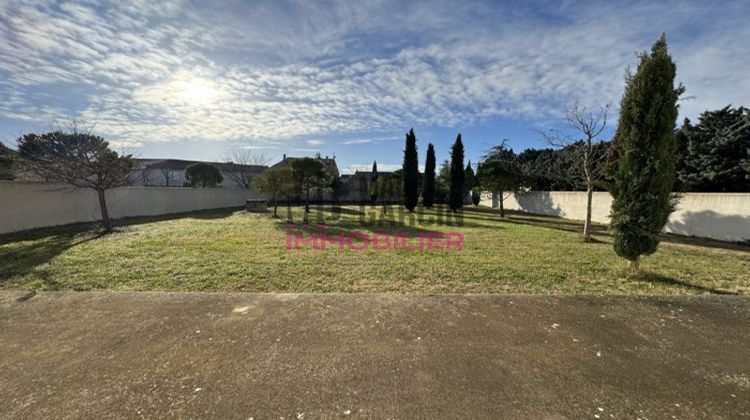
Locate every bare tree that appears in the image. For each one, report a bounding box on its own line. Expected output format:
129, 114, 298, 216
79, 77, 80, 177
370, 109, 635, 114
140, 161, 176, 186
159, 166, 175, 186
539, 99, 610, 241
223, 147, 270, 188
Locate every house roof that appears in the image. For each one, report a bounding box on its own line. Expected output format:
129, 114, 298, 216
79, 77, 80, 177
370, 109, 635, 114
135, 158, 267, 173
272, 155, 339, 177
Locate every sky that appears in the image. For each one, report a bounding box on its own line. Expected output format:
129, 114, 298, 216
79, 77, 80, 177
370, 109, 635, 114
1, 0, 748, 174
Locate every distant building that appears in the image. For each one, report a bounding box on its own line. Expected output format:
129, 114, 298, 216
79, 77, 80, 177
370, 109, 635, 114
271, 154, 339, 179
132, 158, 267, 189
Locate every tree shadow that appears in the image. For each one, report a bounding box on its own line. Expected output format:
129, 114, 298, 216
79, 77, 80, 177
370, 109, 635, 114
630, 271, 741, 295
280, 205, 469, 230
115, 207, 242, 225
665, 210, 750, 247
0, 230, 105, 283
515, 192, 563, 217
467, 207, 749, 252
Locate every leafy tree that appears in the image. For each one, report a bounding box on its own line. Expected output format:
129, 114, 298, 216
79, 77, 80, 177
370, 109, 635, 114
436, 159, 451, 204
402, 128, 419, 211
253, 166, 294, 217
422, 143, 436, 208
291, 157, 328, 217
186, 163, 223, 187
370, 171, 402, 215
0, 141, 16, 180
477, 141, 524, 217
539, 99, 611, 241
329, 176, 348, 203
676, 106, 750, 192
609, 34, 683, 270
17, 129, 134, 232
448, 134, 465, 212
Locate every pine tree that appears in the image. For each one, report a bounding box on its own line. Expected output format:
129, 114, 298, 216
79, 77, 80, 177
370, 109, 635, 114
677, 106, 750, 192
448, 134, 465, 212
610, 34, 683, 269
402, 128, 419, 211
422, 143, 436, 208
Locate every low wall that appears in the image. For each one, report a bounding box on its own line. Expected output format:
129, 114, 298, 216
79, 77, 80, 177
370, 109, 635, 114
480, 191, 750, 242
0, 182, 263, 234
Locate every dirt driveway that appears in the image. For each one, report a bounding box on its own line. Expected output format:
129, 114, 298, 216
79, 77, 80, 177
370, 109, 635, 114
1, 292, 748, 418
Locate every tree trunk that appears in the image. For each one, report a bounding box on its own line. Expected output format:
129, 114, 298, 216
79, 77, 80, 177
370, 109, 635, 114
629, 257, 640, 271
305, 188, 310, 213
97, 189, 113, 232
583, 184, 593, 241
499, 192, 505, 217
272, 193, 278, 217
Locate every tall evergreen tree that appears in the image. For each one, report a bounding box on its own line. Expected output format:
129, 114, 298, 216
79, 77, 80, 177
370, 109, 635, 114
370, 160, 379, 203
402, 128, 419, 211
676, 106, 750, 192
422, 143, 436, 208
610, 34, 683, 270
448, 134, 465, 212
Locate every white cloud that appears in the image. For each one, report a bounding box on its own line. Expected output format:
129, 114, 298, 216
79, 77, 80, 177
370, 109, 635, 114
342, 136, 398, 145
0, 0, 747, 148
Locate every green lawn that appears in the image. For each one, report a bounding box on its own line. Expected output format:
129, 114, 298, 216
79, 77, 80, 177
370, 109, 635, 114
1, 205, 748, 294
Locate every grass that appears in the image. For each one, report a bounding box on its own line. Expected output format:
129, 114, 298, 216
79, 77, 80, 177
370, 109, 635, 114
1, 205, 748, 294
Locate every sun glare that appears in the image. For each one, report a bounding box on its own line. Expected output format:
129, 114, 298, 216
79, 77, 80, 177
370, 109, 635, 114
175, 76, 219, 105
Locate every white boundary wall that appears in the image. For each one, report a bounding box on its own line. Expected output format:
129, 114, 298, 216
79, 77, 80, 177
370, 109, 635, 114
481, 191, 750, 242
0, 181, 262, 234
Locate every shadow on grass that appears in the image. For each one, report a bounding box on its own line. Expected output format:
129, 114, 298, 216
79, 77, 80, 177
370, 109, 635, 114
464, 207, 749, 252
0, 207, 242, 244
0, 208, 243, 284
279, 205, 471, 230
631, 271, 741, 295
0, 231, 105, 283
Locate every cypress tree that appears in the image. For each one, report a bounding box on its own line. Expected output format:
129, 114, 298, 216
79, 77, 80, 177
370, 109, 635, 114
402, 128, 419, 211
465, 160, 475, 202
448, 134, 465, 212
422, 143, 436, 208
370, 160, 379, 203
610, 34, 683, 270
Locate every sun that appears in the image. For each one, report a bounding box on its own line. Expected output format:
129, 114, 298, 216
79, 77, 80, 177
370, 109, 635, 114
176, 76, 219, 105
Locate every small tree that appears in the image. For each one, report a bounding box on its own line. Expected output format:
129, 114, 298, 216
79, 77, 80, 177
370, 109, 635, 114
329, 176, 348, 203
448, 134, 465, 212
464, 160, 476, 203
17, 129, 134, 232
422, 143, 436, 208
477, 140, 524, 217
370, 173, 402, 215
223, 147, 269, 188
253, 166, 294, 217
610, 34, 683, 270
539, 99, 610, 241
471, 190, 481, 206
186, 163, 223, 187
402, 128, 419, 211
291, 157, 328, 218
436, 159, 451, 204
